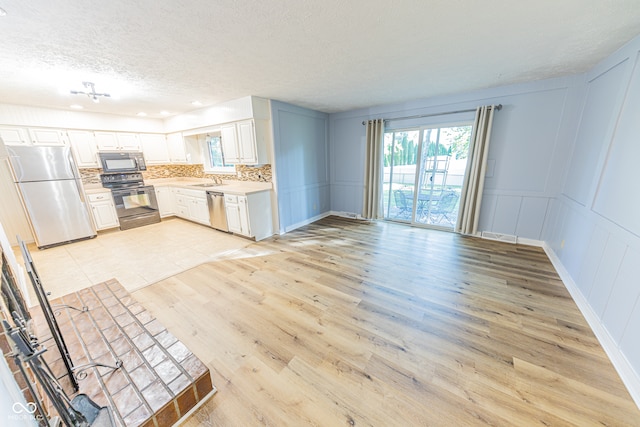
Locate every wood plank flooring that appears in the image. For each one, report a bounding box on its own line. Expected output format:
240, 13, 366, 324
133, 216, 640, 426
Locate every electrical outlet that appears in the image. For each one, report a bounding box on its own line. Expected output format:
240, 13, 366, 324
313, 203, 317, 211
237, 171, 242, 178
560, 239, 565, 249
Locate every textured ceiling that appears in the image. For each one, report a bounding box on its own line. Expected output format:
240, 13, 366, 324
0, 1, 639, 117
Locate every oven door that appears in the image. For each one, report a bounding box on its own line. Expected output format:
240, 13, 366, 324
111, 186, 160, 230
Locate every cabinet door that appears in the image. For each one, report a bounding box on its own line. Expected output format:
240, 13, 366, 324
116, 133, 141, 151
174, 193, 189, 219
238, 196, 251, 236
140, 133, 169, 164
91, 201, 119, 230
190, 197, 210, 225
167, 133, 187, 163
68, 131, 99, 167
28, 129, 68, 146
95, 132, 119, 151
0, 127, 29, 145
155, 187, 175, 217
237, 120, 257, 164
220, 124, 240, 164
225, 203, 242, 233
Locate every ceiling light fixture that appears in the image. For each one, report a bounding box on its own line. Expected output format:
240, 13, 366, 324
70, 82, 110, 103
160, 111, 170, 116
69, 104, 83, 109
137, 112, 147, 117
191, 101, 203, 107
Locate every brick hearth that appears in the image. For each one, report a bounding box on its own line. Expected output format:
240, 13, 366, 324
32, 279, 214, 426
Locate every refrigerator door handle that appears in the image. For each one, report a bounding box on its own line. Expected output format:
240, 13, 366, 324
66, 150, 86, 203
74, 178, 86, 203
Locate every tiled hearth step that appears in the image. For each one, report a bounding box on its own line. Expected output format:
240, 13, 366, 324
32, 279, 215, 427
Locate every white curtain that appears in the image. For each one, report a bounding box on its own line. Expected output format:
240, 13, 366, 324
455, 105, 496, 235
362, 119, 385, 219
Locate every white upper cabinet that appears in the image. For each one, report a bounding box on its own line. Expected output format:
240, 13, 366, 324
237, 120, 258, 163
95, 132, 141, 151
28, 128, 68, 146
0, 127, 68, 146
220, 123, 240, 163
116, 133, 141, 151
94, 132, 118, 150
140, 133, 169, 164
167, 132, 187, 163
220, 119, 269, 165
0, 127, 29, 146
67, 130, 99, 168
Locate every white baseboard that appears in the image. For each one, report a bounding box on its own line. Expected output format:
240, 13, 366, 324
283, 211, 332, 233
280, 211, 369, 234
542, 243, 640, 409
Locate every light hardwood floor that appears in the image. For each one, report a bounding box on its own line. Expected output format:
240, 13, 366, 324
133, 216, 640, 426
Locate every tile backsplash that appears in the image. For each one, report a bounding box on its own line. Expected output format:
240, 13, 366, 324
79, 164, 272, 185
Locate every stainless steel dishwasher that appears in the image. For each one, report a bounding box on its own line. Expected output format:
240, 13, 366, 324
206, 191, 229, 232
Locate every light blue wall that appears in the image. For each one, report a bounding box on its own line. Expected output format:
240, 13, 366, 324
543, 34, 640, 384
271, 33, 640, 397
325, 32, 640, 396
329, 76, 581, 240
271, 100, 330, 233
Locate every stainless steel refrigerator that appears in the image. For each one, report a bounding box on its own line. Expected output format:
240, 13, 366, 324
7, 145, 96, 249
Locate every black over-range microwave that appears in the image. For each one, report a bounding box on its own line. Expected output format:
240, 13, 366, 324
98, 151, 146, 173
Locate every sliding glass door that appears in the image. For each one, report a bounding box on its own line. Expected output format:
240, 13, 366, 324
382, 130, 419, 221
383, 124, 472, 229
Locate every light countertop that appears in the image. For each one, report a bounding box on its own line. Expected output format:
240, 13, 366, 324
84, 178, 272, 195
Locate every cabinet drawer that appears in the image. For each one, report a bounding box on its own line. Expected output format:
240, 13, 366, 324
175, 195, 187, 206
88, 192, 112, 202
224, 194, 238, 204
177, 205, 189, 217
175, 187, 205, 199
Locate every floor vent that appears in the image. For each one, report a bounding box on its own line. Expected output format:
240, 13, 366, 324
481, 231, 518, 244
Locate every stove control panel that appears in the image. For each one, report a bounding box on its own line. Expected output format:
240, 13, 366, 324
100, 172, 144, 188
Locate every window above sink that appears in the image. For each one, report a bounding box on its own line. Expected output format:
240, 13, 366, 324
203, 132, 235, 174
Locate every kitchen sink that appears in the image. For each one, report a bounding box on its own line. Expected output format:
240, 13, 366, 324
189, 183, 223, 187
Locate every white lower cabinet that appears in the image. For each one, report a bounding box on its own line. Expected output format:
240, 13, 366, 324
173, 188, 209, 225
224, 191, 272, 240
224, 194, 244, 234
154, 185, 273, 240
155, 186, 175, 217
87, 192, 119, 230
189, 196, 209, 224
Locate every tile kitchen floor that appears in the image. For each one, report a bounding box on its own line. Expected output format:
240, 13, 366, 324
14, 218, 256, 305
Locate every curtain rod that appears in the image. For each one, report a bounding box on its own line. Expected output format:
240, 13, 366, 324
361, 104, 502, 125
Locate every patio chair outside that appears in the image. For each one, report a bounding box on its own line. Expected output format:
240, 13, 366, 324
393, 189, 413, 219
429, 191, 459, 226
